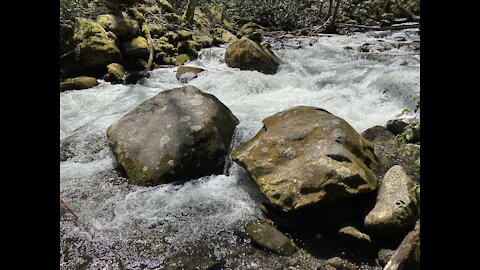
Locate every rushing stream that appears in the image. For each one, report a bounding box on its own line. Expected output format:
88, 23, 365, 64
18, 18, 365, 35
60, 29, 420, 269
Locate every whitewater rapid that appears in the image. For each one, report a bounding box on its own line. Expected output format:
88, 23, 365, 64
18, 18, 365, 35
60, 29, 419, 269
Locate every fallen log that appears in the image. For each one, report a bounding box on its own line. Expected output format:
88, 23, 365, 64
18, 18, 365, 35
384, 220, 420, 270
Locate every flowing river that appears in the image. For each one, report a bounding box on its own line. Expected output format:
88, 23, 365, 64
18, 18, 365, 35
60, 29, 420, 269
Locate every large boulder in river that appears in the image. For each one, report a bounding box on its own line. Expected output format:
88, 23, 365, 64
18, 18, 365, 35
231, 106, 378, 212
364, 165, 418, 236
107, 85, 239, 186
225, 37, 280, 74
73, 18, 121, 69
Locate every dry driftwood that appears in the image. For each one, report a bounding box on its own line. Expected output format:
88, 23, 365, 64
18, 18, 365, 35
60, 197, 79, 219
384, 220, 420, 270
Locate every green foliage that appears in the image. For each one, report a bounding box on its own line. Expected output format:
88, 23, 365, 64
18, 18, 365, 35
393, 92, 420, 168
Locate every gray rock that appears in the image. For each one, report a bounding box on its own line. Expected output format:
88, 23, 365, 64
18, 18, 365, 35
107, 85, 239, 186
231, 106, 378, 212
364, 165, 418, 235
225, 37, 280, 74
246, 222, 297, 255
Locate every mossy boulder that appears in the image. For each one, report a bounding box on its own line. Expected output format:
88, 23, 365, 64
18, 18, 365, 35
175, 54, 191, 66
338, 226, 373, 247
196, 36, 214, 48
122, 57, 148, 71
105, 63, 125, 83
73, 18, 121, 69
162, 56, 176, 65
364, 165, 418, 236
214, 28, 237, 44
96, 14, 139, 40
158, 0, 173, 13
107, 85, 239, 186
149, 24, 167, 38
163, 31, 178, 44
176, 65, 204, 83
225, 37, 279, 74
231, 106, 378, 212
177, 30, 193, 41
60, 76, 98, 92
246, 222, 297, 255
177, 41, 198, 58
153, 40, 175, 55
123, 36, 149, 57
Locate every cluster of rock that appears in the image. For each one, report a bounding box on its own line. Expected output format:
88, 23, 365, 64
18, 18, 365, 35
60, 0, 279, 91
100, 84, 420, 267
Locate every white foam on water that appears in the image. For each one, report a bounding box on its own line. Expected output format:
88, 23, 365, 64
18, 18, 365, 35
60, 30, 419, 269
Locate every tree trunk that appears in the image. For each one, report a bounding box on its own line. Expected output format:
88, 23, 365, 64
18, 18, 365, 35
324, 0, 342, 33
384, 221, 420, 270
182, 0, 197, 24
327, 0, 333, 17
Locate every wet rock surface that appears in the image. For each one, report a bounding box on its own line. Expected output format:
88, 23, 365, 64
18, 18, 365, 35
107, 85, 239, 186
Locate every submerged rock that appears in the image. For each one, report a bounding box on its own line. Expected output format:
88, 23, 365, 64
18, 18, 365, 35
364, 165, 418, 236
176, 66, 204, 83
60, 76, 98, 92
225, 37, 280, 74
246, 222, 297, 255
232, 106, 377, 212
107, 85, 239, 186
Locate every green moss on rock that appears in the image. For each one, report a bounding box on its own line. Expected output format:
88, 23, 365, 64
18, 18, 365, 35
73, 18, 121, 68
105, 63, 125, 82
175, 54, 191, 66
96, 14, 139, 40
60, 76, 98, 92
